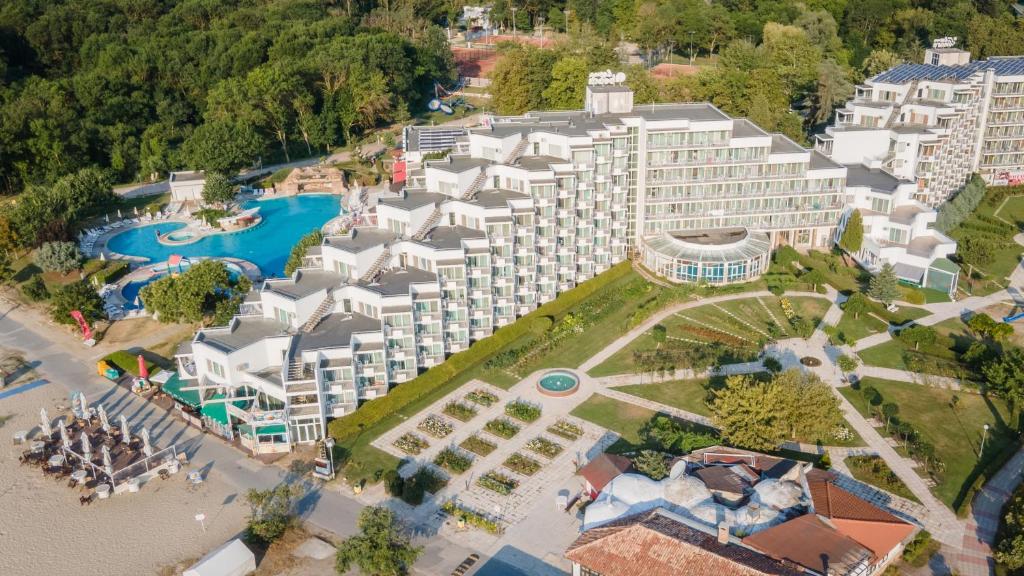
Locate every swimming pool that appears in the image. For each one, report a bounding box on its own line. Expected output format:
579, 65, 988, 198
120, 260, 245, 310
107, 195, 342, 276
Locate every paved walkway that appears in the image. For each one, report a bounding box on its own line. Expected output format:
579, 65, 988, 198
594, 361, 765, 387
858, 365, 962, 389
957, 447, 1024, 576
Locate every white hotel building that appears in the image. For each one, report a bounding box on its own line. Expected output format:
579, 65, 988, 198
174, 81, 948, 449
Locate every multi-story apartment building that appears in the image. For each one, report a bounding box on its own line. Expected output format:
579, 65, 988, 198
174, 80, 952, 451
818, 46, 1024, 207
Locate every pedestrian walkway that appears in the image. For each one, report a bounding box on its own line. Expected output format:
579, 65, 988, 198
857, 365, 962, 389
594, 360, 765, 387
957, 447, 1024, 576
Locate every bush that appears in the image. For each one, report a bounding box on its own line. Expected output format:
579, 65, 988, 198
477, 471, 519, 495
327, 262, 633, 442
89, 260, 129, 285
837, 355, 859, 373
547, 420, 583, 440
442, 401, 477, 422
441, 501, 502, 534
21, 276, 49, 302
484, 418, 520, 439
433, 447, 472, 474
35, 241, 82, 273
634, 450, 668, 480
50, 281, 104, 324
903, 531, 938, 567
503, 452, 542, 476
460, 435, 497, 456
525, 436, 562, 458
505, 400, 542, 423
386, 467, 447, 506
244, 484, 302, 547
284, 230, 324, 276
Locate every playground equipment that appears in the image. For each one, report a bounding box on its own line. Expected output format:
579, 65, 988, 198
97, 361, 122, 381
1004, 310, 1024, 323
427, 80, 476, 115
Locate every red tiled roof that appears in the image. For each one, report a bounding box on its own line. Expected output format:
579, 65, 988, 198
566, 510, 805, 576
743, 514, 873, 575
579, 453, 632, 492
809, 479, 908, 525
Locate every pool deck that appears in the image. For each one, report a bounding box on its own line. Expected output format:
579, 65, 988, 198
89, 217, 190, 262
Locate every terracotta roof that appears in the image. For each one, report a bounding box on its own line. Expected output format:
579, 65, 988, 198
694, 466, 752, 495
566, 509, 805, 576
744, 514, 873, 576
579, 453, 633, 492
809, 479, 908, 525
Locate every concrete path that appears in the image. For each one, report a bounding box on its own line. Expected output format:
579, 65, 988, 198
857, 365, 962, 390
957, 447, 1024, 576
594, 360, 765, 387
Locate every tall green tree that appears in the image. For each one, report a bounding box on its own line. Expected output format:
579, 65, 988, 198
335, 507, 422, 576
869, 263, 901, 306
543, 56, 589, 110
710, 374, 787, 451
201, 172, 236, 207
839, 209, 864, 255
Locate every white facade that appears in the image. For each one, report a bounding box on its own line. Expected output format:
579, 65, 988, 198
169, 170, 206, 202
818, 51, 1024, 206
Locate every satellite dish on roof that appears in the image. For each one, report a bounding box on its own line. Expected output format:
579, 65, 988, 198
615, 72, 627, 83
669, 460, 687, 480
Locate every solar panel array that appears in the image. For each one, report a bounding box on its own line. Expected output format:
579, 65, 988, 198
871, 57, 1024, 84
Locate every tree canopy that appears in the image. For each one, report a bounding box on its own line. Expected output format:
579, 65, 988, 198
839, 209, 864, 254
869, 263, 901, 306
335, 506, 422, 576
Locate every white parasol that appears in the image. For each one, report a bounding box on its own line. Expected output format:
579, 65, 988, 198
98, 405, 111, 434
79, 392, 88, 420
105, 214, 110, 223
59, 420, 71, 451
141, 428, 153, 458
117, 209, 122, 219
40, 408, 52, 437
81, 433, 92, 462
133, 206, 139, 216
102, 445, 113, 477
99, 252, 106, 262
119, 414, 131, 446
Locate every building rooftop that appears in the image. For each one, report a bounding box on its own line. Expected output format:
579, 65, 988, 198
418, 225, 487, 250
291, 312, 381, 355
580, 453, 634, 493
644, 228, 772, 263
471, 189, 530, 208
169, 170, 205, 183
425, 155, 490, 174
809, 150, 844, 170
844, 164, 906, 193
769, 135, 806, 155
323, 228, 396, 253
263, 269, 341, 300
358, 266, 438, 296
517, 155, 565, 171
743, 514, 873, 576
567, 509, 804, 576
196, 317, 289, 354
378, 191, 447, 211
732, 119, 768, 138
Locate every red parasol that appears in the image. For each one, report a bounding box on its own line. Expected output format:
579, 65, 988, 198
138, 355, 149, 380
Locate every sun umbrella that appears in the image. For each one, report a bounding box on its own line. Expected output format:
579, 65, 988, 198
133, 206, 139, 216
141, 428, 153, 458
59, 420, 71, 451
99, 252, 106, 262
119, 414, 131, 446
105, 214, 110, 223
102, 445, 113, 478
134, 295, 141, 308
117, 209, 122, 219
98, 405, 111, 434
79, 392, 88, 419
81, 433, 92, 462
137, 355, 149, 380
40, 408, 52, 438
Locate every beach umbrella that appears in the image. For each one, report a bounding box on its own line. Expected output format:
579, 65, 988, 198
137, 355, 149, 381
79, 392, 88, 420
117, 209, 122, 219
119, 414, 131, 445
141, 428, 153, 458
98, 405, 111, 434
105, 214, 110, 223
102, 445, 113, 477
40, 408, 52, 437
134, 295, 141, 308
133, 206, 139, 216
81, 433, 92, 462
99, 252, 106, 262
59, 421, 71, 451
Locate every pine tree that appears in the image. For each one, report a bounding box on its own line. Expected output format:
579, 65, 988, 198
869, 263, 901, 305
839, 209, 863, 254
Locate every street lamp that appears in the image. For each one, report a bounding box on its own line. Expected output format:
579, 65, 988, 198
688, 31, 695, 66
511, 6, 518, 39
325, 437, 336, 480
980, 423, 990, 459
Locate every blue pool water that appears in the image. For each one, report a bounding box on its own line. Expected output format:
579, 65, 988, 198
121, 261, 245, 310
538, 370, 580, 394
107, 195, 342, 276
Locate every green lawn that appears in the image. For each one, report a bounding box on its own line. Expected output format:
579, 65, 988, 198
834, 303, 930, 345
858, 317, 975, 380
949, 193, 1024, 296
569, 392, 716, 454
587, 295, 830, 377
839, 377, 1017, 508
614, 378, 713, 417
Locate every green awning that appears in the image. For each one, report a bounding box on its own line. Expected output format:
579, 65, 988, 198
161, 372, 201, 409
200, 393, 247, 426
238, 423, 288, 438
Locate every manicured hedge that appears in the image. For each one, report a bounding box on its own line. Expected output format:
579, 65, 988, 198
327, 261, 633, 441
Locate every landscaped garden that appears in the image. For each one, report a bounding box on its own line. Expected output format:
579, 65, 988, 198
459, 435, 497, 457
442, 400, 477, 422
587, 295, 831, 377
503, 452, 542, 476
840, 377, 1018, 510
944, 181, 1024, 296
844, 455, 919, 503
477, 471, 519, 495
857, 316, 980, 381
483, 418, 520, 439
433, 447, 473, 475
525, 436, 563, 459
830, 293, 931, 345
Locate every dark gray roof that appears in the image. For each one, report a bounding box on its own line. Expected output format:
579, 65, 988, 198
323, 228, 396, 253
379, 191, 447, 211
631, 103, 729, 122
873, 57, 1024, 84
809, 150, 843, 170
472, 189, 530, 208
426, 156, 490, 173
844, 164, 906, 193
196, 317, 290, 353
732, 118, 768, 138
358, 266, 438, 296
769, 135, 806, 155
263, 269, 341, 300
418, 225, 487, 250
517, 156, 565, 171
175, 340, 193, 356
251, 366, 283, 387
291, 312, 381, 355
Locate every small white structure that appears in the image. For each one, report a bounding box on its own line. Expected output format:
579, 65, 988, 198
184, 539, 256, 576
169, 171, 207, 203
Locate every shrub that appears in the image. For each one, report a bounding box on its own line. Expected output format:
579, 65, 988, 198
89, 260, 129, 285
433, 447, 472, 474
21, 276, 49, 302
244, 484, 303, 547
903, 531, 937, 567
441, 501, 502, 534
837, 355, 859, 372
477, 471, 519, 495
505, 400, 542, 423
442, 401, 477, 422
484, 418, 520, 439
634, 450, 668, 480
284, 229, 324, 276
525, 436, 563, 458
50, 281, 104, 324
393, 432, 429, 455
417, 415, 454, 438
36, 241, 82, 273
460, 435, 497, 456
503, 452, 542, 476
389, 467, 447, 506
328, 262, 632, 443
547, 420, 583, 440
466, 389, 498, 406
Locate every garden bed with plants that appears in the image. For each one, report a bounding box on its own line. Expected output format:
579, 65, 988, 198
441, 501, 502, 534
525, 436, 563, 459
417, 415, 454, 439
845, 455, 919, 503
484, 418, 520, 439
393, 432, 429, 455
503, 452, 542, 476
433, 447, 473, 474
477, 471, 519, 495
504, 400, 542, 423
547, 420, 583, 441
442, 401, 478, 422
459, 435, 497, 456
466, 389, 498, 407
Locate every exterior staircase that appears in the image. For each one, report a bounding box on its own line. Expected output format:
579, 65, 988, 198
503, 138, 529, 164
460, 171, 487, 200
286, 360, 312, 381
884, 80, 918, 129
412, 207, 443, 241
360, 246, 391, 282
300, 294, 335, 333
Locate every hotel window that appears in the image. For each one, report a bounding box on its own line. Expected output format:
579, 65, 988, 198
728, 262, 747, 281
703, 263, 724, 282
870, 197, 891, 213
888, 228, 908, 244
206, 359, 225, 378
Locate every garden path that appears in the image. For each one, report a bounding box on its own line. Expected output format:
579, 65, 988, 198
957, 446, 1024, 576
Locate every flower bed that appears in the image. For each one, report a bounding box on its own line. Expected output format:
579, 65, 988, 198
417, 414, 454, 439
441, 501, 502, 534
484, 418, 521, 439
477, 471, 519, 495
505, 400, 542, 423
466, 389, 498, 407
678, 324, 749, 347
433, 447, 473, 474
503, 452, 542, 476
547, 420, 583, 440
393, 432, 429, 455
460, 434, 497, 456
442, 400, 478, 422
525, 436, 563, 459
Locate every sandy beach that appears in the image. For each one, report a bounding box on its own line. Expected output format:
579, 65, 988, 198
0, 379, 248, 576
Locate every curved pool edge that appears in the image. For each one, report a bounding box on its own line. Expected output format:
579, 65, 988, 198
536, 369, 581, 398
